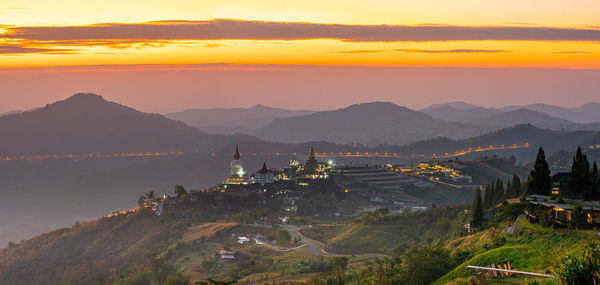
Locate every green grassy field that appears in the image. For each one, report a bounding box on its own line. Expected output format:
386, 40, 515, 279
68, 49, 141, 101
435, 220, 598, 285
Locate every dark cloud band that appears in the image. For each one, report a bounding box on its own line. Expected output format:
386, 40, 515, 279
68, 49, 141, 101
4, 19, 600, 43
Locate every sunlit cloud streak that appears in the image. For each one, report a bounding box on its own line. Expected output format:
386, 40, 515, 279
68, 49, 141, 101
554, 50, 593, 54
338, 49, 507, 53
0, 45, 73, 54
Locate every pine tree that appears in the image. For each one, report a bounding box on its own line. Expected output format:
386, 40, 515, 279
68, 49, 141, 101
506, 180, 512, 198
484, 182, 494, 208
568, 147, 591, 199
511, 175, 522, 197
591, 161, 599, 199
471, 188, 484, 228
527, 147, 551, 195
496, 179, 504, 204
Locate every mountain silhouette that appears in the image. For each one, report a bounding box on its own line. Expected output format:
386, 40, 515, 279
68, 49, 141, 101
256, 102, 485, 145
0, 93, 245, 156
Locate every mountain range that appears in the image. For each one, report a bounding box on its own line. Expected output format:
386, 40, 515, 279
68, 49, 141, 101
254, 102, 487, 145
164, 100, 600, 146
422, 101, 600, 124
166, 104, 313, 135
0, 93, 254, 156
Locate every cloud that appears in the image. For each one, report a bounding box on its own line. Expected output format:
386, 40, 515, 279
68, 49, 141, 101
3, 19, 600, 43
396, 49, 507, 53
0, 45, 73, 54
339, 49, 507, 54
554, 50, 592, 54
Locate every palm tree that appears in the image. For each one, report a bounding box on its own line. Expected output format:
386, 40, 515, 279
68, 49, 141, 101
174, 185, 187, 198
144, 191, 157, 202
137, 196, 146, 207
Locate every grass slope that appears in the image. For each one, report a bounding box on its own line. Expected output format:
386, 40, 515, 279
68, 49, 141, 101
435, 220, 599, 284
302, 206, 466, 254
0, 210, 174, 285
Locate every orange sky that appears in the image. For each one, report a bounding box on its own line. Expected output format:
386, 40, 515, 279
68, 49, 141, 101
1, 0, 600, 69
1, 1, 599, 112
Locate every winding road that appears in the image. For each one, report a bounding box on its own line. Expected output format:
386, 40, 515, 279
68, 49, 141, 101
283, 226, 390, 258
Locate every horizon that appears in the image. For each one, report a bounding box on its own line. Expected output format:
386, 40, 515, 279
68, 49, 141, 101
2, 1, 600, 113
3, 90, 600, 115
2, 65, 600, 114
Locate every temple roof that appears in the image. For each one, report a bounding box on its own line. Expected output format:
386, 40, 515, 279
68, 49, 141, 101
308, 144, 316, 160
259, 162, 270, 174
234, 143, 240, 160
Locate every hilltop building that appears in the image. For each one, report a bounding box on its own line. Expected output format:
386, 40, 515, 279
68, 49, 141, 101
252, 162, 275, 185
275, 145, 334, 181
304, 144, 319, 175
226, 144, 248, 185
215, 144, 336, 194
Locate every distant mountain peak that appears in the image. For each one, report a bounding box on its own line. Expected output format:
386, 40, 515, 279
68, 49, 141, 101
346, 101, 405, 109
64, 92, 107, 103
579, 102, 600, 108
422, 101, 479, 111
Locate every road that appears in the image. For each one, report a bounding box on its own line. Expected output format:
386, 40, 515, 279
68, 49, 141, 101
283, 226, 390, 258
1, 143, 530, 162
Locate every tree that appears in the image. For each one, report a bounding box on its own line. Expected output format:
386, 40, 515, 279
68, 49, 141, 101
277, 229, 291, 246
591, 161, 599, 199
470, 188, 484, 228
568, 147, 591, 199
145, 190, 158, 202
483, 183, 493, 208
510, 175, 522, 197
495, 179, 505, 203
330, 257, 349, 284
137, 196, 147, 207
400, 244, 454, 285
527, 147, 551, 195
174, 185, 187, 198
569, 204, 589, 229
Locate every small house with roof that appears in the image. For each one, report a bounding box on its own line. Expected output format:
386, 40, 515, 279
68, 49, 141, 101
526, 194, 600, 226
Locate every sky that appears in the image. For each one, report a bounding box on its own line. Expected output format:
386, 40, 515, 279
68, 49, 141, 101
1, 0, 599, 113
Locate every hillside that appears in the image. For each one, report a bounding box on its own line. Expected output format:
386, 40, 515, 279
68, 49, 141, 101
420, 105, 501, 123
442, 157, 529, 184
501, 102, 600, 123
475, 108, 579, 130
0, 210, 175, 285
301, 206, 467, 254
0, 93, 242, 156
257, 102, 485, 146
166, 104, 314, 135
378, 124, 558, 158
435, 219, 599, 284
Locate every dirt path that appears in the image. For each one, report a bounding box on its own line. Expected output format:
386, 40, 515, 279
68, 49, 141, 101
289, 226, 390, 258
245, 224, 390, 258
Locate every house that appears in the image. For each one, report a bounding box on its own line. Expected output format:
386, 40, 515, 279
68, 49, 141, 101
551, 172, 571, 196
452, 175, 473, 183
495, 198, 520, 208
526, 195, 600, 226
220, 254, 235, 260
237, 236, 250, 244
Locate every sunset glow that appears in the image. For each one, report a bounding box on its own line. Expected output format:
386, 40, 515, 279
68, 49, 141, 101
2, 1, 600, 113
1, 0, 600, 69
